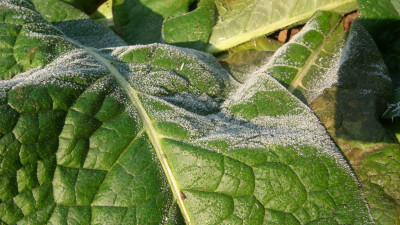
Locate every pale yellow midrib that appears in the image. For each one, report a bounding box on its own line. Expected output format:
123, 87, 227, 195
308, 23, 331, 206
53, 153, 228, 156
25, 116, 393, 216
288, 17, 342, 93
84, 47, 191, 224
206, 0, 356, 53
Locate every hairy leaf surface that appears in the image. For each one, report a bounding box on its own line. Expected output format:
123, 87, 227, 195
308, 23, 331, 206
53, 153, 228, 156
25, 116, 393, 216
0, 1, 373, 224
357, 0, 400, 120
259, 10, 399, 224
32, 0, 126, 49
0, 0, 125, 81
206, 0, 357, 53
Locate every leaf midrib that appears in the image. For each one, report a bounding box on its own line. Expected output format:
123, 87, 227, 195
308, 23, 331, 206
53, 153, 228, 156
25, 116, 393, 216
288, 17, 343, 93
206, 0, 356, 53
82, 47, 191, 224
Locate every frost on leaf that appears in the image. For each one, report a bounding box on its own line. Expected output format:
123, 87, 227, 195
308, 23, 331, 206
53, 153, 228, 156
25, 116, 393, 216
0, 0, 374, 224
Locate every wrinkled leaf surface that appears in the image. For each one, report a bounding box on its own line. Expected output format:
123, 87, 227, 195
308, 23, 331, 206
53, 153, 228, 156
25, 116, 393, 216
257, 10, 399, 224
0, 1, 373, 224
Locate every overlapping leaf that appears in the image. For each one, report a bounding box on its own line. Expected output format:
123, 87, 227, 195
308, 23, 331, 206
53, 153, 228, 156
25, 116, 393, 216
31, 0, 126, 48
61, 0, 105, 14
112, 0, 192, 44
91, 0, 114, 28
256, 10, 399, 224
218, 37, 283, 83
206, 0, 358, 53
357, 0, 400, 121
0, 1, 373, 224
162, 0, 216, 51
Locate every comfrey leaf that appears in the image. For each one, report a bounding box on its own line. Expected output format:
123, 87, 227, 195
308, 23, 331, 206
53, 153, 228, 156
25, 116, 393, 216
218, 37, 283, 83
258, 10, 398, 224
357, 0, 400, 120
205, 0, 358, 53
357, 146, 400, 225
162, 0, 216, 51
112, 0, 192, 44
0, 1, 373, 224
0, 0, 79, 80
31, 0, 126, 49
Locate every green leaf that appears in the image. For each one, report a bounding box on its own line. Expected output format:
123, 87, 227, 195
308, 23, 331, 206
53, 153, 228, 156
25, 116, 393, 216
91, 0, 114, 29
32, 0, 87, 22
1, 1, 373, 224
31, 0, 126, 49
206, 0, 357, 53
112, 0, 191, 44
0, 0, 124, 80
61, 0, 106, 14
357, 0, 400, 120
265, 11, 353, 101
357, 0, 400, 31
228, 37, 283, 53
315, 21, 400, 224
258, 10, 399, 224
0, 0, 77, 80
219, 37, 283, 83
361, 180, 400, 225
262, 11, 393, 150
357, 146, 400, 224
162, 0, 216, 51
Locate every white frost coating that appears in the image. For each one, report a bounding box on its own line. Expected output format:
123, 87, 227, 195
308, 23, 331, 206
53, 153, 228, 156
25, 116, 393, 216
224, 11, 344, 104
0, 76, 27, 90
254, 114, 338, 149
109, 43, 348, 166
2, 0, 375, 223
302, 51, 341, 102
223, 56, 353, 174
224, 72, 279, 106
111, 43, 238, 88
129, 70, 192, 95
49, 49, 105, 69
109, 44, 148, 57
339, 22, 391, 81
194, 109, 344, 162
141, 93, 218, 138
1, 1, 46, 24
285, 14, 343, 101
21, 51, 105, 85
80, 45, 194, 224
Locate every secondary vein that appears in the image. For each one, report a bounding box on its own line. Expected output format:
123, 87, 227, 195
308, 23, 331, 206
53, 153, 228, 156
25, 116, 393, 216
82, 46, 192, 224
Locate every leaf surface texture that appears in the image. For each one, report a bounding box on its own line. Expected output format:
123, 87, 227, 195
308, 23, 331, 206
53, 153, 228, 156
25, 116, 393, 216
0, 1, 373, 224
259, 10, 399, 224
206, 0, 358, 53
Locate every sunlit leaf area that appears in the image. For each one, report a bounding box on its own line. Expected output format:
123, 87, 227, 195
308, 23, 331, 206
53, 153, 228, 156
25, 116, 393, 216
1, 0, 399, 224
